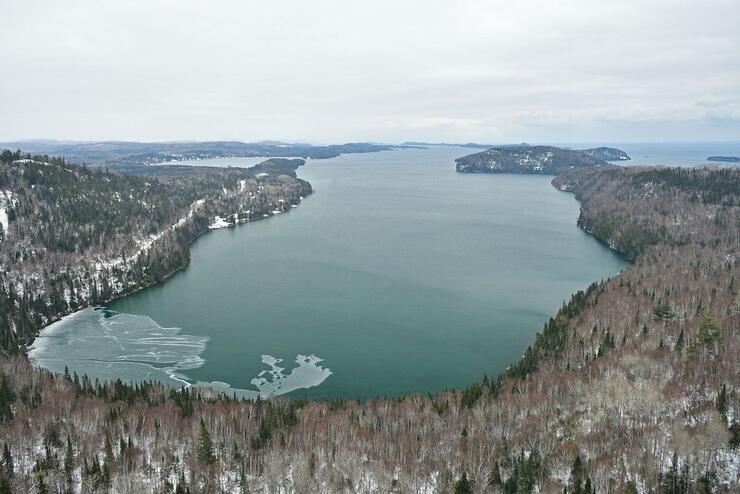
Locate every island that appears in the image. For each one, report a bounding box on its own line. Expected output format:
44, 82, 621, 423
581, 146, 631, 161
454, 145, 622, 174
707, 155, 740, 163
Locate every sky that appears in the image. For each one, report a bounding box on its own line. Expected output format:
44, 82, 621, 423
2, 0, 739, 144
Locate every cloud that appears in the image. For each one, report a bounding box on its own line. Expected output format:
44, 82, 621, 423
1, 0, 739, 142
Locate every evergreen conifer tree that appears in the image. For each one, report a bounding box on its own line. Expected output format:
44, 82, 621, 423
34, 475, 48, 494
175, 472, 190, 494
1, 444, 12, 477
675, 329, 684, 353
488, 460, 502, 487
0, 474, 10, 494
64, 436, 74, 478
197, 419, 217, 465
454, 472, 473, 494
717, 384, 728, 418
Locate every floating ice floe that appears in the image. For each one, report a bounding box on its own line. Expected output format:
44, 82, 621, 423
200, 354, 333, 399
251, 354, 332, 396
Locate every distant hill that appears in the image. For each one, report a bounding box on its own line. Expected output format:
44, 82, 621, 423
0, 140, 402, 172
455, 145, 611, 174
402, 141, 531, 149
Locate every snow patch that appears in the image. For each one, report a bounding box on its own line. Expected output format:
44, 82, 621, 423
209, 215, 231, 229
0, 190, 16, 238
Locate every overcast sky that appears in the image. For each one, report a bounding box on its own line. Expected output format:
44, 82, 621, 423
2, 0, 739, 143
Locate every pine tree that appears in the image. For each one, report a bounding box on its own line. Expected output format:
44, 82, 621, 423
454, 472, 473, 494
34, 475, 49, 494
175, 472, 190, 494
488, 460, 502, 487
308, 451, 316, 479
101, 462, 111, 489
73, 373, 81, 397
698, 470, 716, 493
570, 454, 591, 494
659, 453, 689, 494
0, 474, 10, 494
1, 444, 12, 477
104, 433, 114, 465
675, 329, 684, 353
239, 466, 250, 493
0, 374, 14, 424
197, 419, 217, 465
717, 384, 728, 419
624, 480, 638, 494
64, 436, 74, 479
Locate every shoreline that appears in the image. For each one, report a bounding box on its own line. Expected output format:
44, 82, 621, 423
27, 168, 632, 400
7, 163, 737, 491
25, 191, 310, 354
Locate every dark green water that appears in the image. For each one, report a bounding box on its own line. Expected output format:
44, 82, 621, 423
31, 147, 626, 399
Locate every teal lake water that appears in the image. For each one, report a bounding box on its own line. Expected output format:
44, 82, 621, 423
31, 146, 628, 399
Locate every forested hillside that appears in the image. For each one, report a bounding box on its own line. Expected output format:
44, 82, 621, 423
0, 149, 311, 351
0, 164, 737, 493
454, 146, 631, 175
0, 141, 399, 172
553, 166, 740, 259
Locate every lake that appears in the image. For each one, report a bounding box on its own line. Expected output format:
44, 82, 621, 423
31, 146, 628, 399
563, 141, 740, 166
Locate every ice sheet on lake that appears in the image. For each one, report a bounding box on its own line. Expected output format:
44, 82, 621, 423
29, 308, 208, 387
197, 355, 333, 399
29, 308, 332, 398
